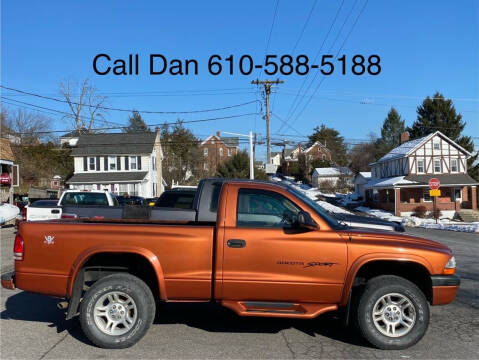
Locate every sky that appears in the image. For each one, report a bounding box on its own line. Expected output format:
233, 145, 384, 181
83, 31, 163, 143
2, 0, 478, 160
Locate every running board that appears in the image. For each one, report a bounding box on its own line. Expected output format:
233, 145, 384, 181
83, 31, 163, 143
221, 300, 337, 319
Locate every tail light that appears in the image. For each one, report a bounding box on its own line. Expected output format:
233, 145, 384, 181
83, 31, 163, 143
13, 234, 24, 261
22, 207, 27, 221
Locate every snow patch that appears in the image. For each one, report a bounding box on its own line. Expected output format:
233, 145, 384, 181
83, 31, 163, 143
355, 206, 479, 233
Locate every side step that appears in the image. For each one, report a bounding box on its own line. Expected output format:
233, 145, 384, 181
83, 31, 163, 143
222, 300, 337, 319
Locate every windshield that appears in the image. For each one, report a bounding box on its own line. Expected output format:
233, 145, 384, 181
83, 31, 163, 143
286, 186, 344, 229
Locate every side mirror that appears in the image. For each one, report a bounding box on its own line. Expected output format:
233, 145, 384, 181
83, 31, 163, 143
296, 210, 318, 230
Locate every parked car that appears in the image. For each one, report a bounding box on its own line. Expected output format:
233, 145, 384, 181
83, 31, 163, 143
25, 190, 119, 221
155, 189, 196, 209
116, 195, 145, 206
2, 179, 459, 350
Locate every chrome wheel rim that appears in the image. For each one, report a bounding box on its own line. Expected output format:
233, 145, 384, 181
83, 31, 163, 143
93, 291, 137, 336
372, 292, 416, 338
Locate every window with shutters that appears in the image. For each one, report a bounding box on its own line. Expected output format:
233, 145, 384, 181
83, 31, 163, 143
109, 156, 117, 170
130, 156, 137, 170
89, 157, 95, 171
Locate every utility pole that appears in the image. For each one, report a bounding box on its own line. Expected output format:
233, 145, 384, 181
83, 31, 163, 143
251, 79, 284, 166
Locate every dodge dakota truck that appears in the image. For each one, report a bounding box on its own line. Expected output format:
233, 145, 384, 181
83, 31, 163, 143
1, 179, 459, 350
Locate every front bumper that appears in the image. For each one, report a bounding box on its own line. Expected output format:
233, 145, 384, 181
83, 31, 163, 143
431, 274, 460, 305
1, 271, 15, 290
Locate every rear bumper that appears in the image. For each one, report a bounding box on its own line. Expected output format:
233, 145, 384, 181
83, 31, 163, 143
431, 274, 460, 305
1, 271, 15, 290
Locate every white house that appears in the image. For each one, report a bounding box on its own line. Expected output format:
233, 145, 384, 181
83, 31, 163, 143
311, 167, 353, 188
66, 132, 164, 197
366, 131, 477, 217
353, 172, 372, 200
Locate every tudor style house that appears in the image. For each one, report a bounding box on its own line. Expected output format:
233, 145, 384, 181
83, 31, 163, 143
200, 131, 239, 175
66, 132, 164, 197
366, 131, 477, 217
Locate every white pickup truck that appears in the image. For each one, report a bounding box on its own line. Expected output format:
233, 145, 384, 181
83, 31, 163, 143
26, 190, 119, 221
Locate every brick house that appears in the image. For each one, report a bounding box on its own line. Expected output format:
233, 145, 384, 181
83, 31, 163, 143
66, 131, 164, 197
366, 131, 478, 217
281, 141, 332, 180
200, 131, 239, 175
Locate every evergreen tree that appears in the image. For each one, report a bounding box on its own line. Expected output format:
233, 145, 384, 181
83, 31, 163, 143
408, 92, 476, 179
160, 120, 204, 185
375, 107, 405, 159
308, 124, 348, 165
216, 151, 267, 179
123, 111, 150, 133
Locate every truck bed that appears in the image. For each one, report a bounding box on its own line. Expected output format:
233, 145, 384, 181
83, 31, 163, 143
15, 221, 215, 300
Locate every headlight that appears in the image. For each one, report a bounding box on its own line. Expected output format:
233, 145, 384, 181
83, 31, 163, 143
444, 256, 456, 274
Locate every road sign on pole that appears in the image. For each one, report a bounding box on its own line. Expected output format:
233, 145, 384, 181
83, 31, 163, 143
429, 178, 440, 190
428, 178, 441, 224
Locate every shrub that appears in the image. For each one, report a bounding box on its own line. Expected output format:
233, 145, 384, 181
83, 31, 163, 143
413, 205, 427, 218
430, 208, 442, 219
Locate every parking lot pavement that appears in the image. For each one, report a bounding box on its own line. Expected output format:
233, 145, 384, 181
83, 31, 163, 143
1, 227, 478, 359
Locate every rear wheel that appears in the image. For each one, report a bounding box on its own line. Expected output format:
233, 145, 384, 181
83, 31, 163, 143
356, 275, 429, 350
80, 273, 155, 349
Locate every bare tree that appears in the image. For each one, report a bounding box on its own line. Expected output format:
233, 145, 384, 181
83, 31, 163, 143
3, 108, 52, 144
59, 78, 108, 131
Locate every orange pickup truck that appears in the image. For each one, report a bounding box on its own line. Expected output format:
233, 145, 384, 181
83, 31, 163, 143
2, 179, 459, 350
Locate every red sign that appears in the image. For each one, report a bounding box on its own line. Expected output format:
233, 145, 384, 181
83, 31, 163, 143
429, 178, 440, 190
0, 173, 11, 185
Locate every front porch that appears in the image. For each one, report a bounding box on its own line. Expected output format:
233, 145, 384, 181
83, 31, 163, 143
366, 185, 477, 217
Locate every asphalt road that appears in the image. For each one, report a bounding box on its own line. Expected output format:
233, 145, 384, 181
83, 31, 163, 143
1, 226, 478, 359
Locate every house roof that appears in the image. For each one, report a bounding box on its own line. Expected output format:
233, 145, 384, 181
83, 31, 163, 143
201, 135, 239, 147
66, 171, 148, 184
222, 137, 239, 148
71, 132, 157, 156
304, 141, 329, 154
404, 174, 478, 186
365, 173, 478, 189
0, 138, 15, 162
359, 172, 372, 179
60, 127, 89, 138
374, 131, 472, 164
271, 151, 282, 157
312, 167, 352, 177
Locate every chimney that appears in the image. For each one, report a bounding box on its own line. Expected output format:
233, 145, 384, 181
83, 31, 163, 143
400, 131, 410, 144
216, 131, 220, 138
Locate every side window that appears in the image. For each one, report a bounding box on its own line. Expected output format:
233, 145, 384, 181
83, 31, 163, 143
236, 188, 300, 228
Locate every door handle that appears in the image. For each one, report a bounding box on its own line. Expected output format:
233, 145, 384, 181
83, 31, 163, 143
51, 209, 60, 214
227, 239, 246, 248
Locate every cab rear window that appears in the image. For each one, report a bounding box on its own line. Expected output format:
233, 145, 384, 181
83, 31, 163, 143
61, 192, 108, 206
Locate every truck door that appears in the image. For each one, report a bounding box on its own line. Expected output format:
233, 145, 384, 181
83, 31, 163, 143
221, 185, 347, 303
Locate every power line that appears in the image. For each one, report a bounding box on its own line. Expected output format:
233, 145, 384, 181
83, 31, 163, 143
289, 0, 369, 127
2, 112, 260, 135
258, 0, 280, 79
0, 85, 259, 114
280, 0, 346, 130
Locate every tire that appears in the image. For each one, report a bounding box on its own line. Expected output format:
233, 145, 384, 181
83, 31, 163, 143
79, 273, 155, 349
356, 275, 429, 350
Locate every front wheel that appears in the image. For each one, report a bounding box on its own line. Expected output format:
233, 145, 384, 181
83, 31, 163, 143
356, 275, 429, 350
79, 273, 155, 349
